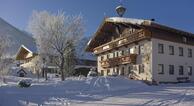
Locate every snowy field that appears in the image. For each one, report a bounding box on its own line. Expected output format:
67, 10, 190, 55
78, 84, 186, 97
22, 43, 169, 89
1, 76, 194, 106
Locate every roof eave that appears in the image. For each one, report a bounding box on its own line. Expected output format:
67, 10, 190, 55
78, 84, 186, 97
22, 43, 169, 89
149, 22, 194, 37
85, 17, 108, 52
15, 45, 36, 60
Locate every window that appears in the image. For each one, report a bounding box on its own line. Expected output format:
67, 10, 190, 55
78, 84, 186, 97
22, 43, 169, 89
101, 56, 104, 61
134, 46, 140, 54
188, 66, 192, 76
101, 70, 104, 76
169, 46, 174, 55
139, 64, 144, 74
128, 48, 131, 54
169, 65, 174, 75
158, 44, 164, 54
179, 66, 184, 75
138, 46, 141, 54
107, 69, 110, 75
116, 67, 119, 74
139, 45, 144, 54
179, 47, 183, 56
188, 49, 192, 57
116, 52, 119, 57
113, 68, 115, 72
158, 64, 164, 74
121, 67, 125, 75
121, 50, 125, 56
107, 54, 109, 59
128, 66, 131, 74
42, 57, 46, 63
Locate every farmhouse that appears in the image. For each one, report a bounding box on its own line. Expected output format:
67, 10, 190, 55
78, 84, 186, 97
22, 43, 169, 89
16, 44, 96, 77
86, 6, 194, 83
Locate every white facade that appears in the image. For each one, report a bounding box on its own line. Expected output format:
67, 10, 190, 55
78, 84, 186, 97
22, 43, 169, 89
152, 38, 194, 83
97, 38, 194, 83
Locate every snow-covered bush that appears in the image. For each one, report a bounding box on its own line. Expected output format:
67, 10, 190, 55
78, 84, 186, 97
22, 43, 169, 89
17, 79, 32, 88
110, 71, 118, 77
79, 75, 85, 78
87, 71, 97, 77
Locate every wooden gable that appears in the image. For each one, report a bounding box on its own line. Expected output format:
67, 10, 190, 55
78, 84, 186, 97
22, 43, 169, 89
86, 19, 142, 52
16, 45, 37, 60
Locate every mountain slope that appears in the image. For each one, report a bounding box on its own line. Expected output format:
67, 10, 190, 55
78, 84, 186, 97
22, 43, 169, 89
76, 36, 96, 60
0, 18, 37, 57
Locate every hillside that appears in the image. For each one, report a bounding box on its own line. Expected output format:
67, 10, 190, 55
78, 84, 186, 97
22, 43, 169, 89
0, 18, 36, 57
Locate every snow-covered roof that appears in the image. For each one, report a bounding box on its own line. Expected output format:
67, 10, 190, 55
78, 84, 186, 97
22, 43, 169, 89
20, 45, 35, 54
15, 45, 38, 60
86, 17, 194, 52
23, 40, 37, 54
105, 17, 194, 36
106, 17, 151, 25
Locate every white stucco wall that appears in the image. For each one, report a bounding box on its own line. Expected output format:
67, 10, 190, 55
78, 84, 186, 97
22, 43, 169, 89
97, 37, 194, 83
152, 38, 194, 83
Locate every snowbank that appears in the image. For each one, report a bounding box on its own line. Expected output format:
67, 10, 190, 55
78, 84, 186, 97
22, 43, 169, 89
1, 76, 194, 106
0, 76, 146, 106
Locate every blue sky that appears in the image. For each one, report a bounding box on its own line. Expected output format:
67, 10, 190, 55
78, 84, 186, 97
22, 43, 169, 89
0, 0, 194, 37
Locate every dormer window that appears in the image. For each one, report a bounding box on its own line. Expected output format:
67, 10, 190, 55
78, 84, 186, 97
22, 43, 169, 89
183, 36, 187, 43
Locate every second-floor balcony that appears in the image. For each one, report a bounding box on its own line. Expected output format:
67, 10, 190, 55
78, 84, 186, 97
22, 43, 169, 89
94, 29, 151, 54
100, 54, 137, 68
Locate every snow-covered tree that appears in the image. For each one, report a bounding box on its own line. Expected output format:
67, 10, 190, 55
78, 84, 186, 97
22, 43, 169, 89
29, 56, 42, 80
28, 10, 84, 81
0, 36, 12, 83
64, 41, 76, 77
28, 11, 50, 80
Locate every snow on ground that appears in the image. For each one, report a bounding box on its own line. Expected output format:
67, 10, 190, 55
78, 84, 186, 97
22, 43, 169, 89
1, 76, 194, 106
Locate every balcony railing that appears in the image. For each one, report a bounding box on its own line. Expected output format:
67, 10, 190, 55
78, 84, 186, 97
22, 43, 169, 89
100, 54, 137, 68
94, 29, 151, 54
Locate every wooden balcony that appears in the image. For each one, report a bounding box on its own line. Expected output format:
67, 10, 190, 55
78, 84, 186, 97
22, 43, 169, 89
94, 29, 151, 54
100, 54, 137, 68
